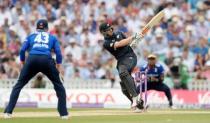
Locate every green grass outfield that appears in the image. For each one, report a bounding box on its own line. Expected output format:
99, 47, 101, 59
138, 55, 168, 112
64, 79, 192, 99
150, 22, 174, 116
0, 108, 210, 123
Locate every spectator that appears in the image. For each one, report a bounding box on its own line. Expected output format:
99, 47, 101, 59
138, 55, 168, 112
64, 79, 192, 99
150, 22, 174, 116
169, 57, 189, 89
181, 47, 195, 72
116, 16, 128, 33
164, 1, 179, 20
167, 22, 183, 49
63, 53, 74, 79
192, 37, 208, 58
0, 61, 7, 79
14, 16, 29, 42
64, 38, 82, 60
194, 53, 206, 79
151, 27, 168, 56
182, 25, 197, 49
0, 3, 12, 26
139, 1, 154, 21
195, 15, 209, 39
0, 27, 7, 49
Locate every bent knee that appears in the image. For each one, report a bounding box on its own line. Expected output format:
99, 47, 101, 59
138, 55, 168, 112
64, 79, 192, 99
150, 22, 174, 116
119, 71, 129, 79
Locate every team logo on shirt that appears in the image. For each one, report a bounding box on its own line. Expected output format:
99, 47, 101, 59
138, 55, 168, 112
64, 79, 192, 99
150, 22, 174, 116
155, 68, 157, 72
116, 35, 120, 39
110, 43, 114, 47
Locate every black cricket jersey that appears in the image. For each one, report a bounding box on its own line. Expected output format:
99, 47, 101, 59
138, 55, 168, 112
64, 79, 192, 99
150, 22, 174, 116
103, 31, 136, 60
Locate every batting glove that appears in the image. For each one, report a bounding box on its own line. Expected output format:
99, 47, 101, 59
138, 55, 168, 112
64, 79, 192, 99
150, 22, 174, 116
130, 33, 143, 47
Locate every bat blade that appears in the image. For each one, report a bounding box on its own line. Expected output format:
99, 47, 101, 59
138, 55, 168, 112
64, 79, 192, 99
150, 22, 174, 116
141, 10, 164, 35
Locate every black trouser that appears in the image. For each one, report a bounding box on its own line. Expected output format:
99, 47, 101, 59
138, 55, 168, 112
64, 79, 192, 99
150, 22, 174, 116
117, 55, 138, 100
4, 55, 68, 116
136, 82, 173, 106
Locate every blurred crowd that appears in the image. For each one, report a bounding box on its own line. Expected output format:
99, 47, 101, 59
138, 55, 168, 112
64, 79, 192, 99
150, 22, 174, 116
0, 0, 209, 89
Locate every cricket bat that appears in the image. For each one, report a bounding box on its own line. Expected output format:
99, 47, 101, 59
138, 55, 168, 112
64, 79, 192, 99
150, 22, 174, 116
130, 10, 164, 47
141, 10, 164, 35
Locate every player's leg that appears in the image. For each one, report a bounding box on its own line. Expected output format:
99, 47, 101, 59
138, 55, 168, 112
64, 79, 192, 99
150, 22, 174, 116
42, 59, 68, 117
117, 56, 139, 107
118, 64, 138, 98
4, 58, 38, 114
154, 83, 173, 107
120, 81, 146, 110
120, 81, 133, 103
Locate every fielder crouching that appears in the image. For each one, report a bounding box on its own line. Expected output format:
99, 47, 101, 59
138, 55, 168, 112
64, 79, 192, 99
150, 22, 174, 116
136, 54, 175, 109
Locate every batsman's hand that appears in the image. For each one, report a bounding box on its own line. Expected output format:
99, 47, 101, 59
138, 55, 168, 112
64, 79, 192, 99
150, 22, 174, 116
20, 60, 25, 63
56, 64, 64, 82
56, 64, 64, 75
149, 77, 159, 82
56, 64, 62, 72
130, 32, 144, 47
20, 61, 25, 68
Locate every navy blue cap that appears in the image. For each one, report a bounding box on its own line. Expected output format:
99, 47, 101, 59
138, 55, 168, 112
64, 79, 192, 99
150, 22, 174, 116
36, 19, 48, 30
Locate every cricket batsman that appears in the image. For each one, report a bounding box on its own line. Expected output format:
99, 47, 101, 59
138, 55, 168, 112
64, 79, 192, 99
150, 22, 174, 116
4, 19, 69, 119
99, 22, 144, 111
136, 54, 174, 108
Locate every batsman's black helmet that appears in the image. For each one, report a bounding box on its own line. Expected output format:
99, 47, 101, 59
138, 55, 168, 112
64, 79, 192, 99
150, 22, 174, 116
99, 22, 112, 33
36, 19, 48, 30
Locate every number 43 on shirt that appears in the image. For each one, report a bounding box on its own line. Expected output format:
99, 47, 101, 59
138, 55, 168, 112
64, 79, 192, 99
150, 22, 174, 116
34, 32, 49, 44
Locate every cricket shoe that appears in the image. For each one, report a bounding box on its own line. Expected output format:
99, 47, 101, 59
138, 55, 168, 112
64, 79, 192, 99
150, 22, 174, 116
169, 105, 177, 109
133, 107, 143, 113
61, 115, 69, 120
131, 96, 139, 108
4, 113, 12, 119
131, 96, 144, 109
136, 99, 144, 109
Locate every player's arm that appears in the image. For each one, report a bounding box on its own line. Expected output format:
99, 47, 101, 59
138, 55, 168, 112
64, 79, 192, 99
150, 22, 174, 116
114, 33, 144, 49
53, 37, 62, 69
150, 66, 165, 82
130, 33, 144, 47
158, 65, 165, 82
131, 10, 164, 47
19, 37, 30, 64
140, 67, 155, 82
159, 73, 164, 82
